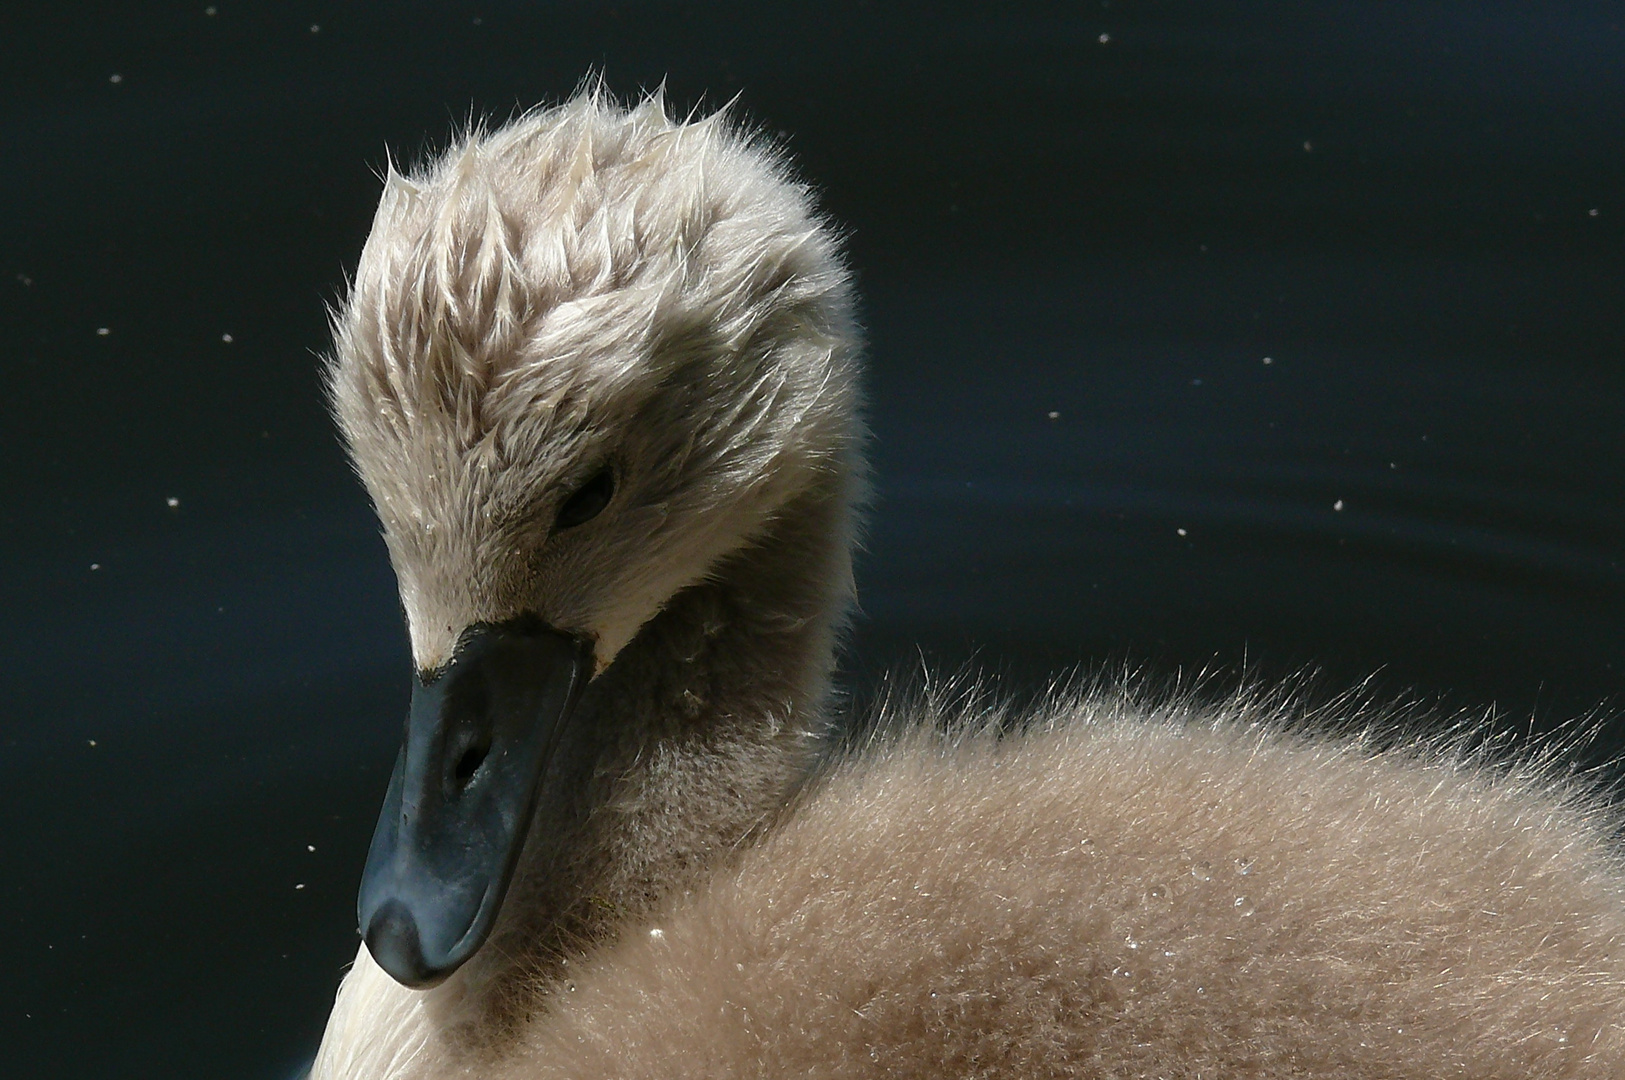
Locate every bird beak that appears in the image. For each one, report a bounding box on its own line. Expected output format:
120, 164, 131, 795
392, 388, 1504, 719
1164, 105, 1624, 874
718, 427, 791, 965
357, 618, 595, 988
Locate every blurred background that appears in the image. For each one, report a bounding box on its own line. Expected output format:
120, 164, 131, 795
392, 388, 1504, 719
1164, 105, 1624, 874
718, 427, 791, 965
3, 2, 1622, 1075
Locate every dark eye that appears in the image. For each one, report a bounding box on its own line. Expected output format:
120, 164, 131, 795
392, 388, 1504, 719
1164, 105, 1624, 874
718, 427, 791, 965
554, 467, 615, 530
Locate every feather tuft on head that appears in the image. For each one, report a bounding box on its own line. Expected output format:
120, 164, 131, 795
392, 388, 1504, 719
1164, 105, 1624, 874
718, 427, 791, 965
327, 92, 861, 669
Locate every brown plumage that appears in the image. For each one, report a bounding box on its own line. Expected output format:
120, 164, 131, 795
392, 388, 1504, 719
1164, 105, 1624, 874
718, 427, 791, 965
312, 90, 1625, 1079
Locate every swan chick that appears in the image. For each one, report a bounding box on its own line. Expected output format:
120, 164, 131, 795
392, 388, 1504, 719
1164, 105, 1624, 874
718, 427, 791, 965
312, 91, 1625, 1078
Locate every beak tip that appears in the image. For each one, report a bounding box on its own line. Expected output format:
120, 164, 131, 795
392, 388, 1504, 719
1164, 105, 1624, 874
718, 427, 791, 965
364, 897, 453, 989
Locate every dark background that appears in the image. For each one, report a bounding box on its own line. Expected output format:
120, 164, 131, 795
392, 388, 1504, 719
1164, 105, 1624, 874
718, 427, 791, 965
3, 3, 1622, 1076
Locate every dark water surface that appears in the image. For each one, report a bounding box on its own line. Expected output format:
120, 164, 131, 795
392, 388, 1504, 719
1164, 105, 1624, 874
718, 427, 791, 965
3, 3, 1622, 1076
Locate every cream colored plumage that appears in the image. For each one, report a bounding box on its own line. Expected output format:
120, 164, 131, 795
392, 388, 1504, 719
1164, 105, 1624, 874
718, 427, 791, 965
312, 90, 1625, 1078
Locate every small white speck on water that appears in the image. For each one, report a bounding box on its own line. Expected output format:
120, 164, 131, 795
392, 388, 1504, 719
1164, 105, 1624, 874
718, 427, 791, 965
295, 883, 305, 890
649, 927, 665, 941
307, 844, 315, 852
1176, 528, 1188, 537
166, 496, 180, 508
1302, 140, 1313, 152
1047, 410, 1060, 420
1098, 32, 1111, 43
1190, 377, 1203, 386
205, 5, 216, 14
472, 15, 483, 25
1589, 208, 1600, 217
109, 73, 123, 84
16, 273, 32, 286
1261, 356, 1273, 365
89, 563, 100, 571
96, 327, 110, 336
1333, 499, 1344, 511
87, 739, 97, 748
221, 333, 233, 343
309, 23, 320, 33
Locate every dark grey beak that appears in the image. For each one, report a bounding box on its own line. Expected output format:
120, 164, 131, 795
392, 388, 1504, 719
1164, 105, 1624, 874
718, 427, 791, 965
358, 617, 594, 988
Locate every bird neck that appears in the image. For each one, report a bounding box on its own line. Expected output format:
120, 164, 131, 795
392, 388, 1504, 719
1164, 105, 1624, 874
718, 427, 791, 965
429, 462, 860, 1047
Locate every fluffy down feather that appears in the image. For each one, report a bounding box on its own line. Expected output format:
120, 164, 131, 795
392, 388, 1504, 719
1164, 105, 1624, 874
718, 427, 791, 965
317, 687, 1625, 1079
312, 89, 1625, 1079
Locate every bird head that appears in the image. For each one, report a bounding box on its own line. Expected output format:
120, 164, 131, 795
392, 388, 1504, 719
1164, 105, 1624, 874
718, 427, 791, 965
327, 92, 858, 987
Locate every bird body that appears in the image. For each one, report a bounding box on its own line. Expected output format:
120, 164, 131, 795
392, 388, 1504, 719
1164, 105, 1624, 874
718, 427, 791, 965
311, 90, 1625, 1078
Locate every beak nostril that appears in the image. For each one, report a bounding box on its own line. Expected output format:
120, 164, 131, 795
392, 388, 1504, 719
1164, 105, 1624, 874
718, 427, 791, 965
454, 743, 489, 785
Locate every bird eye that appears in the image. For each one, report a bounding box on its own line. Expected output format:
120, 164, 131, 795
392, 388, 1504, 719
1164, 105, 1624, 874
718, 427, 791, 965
554, 467, 615, 530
